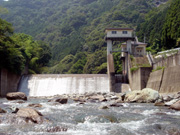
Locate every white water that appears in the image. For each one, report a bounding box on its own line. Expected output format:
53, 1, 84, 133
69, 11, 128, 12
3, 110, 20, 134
18, 74, 110, 96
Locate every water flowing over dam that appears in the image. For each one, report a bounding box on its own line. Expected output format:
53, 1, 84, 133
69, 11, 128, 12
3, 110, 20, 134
18, 74, 110, 96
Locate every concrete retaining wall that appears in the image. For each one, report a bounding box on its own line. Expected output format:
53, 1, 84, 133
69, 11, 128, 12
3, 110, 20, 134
131, 68, 141, 90
153, 52, 180, 69
107, 54, 115, 92
0, 69, 21, 97
160, 66, 180, 93
146, 65, 180, 93
130, 67, 152, 90
146, 69, 163, 91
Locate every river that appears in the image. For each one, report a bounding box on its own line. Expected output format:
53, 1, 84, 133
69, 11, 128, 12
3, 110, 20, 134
0, 97, 180, 135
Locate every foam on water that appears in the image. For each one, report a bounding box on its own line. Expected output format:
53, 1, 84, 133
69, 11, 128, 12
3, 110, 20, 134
141, 109, 160, 116
67, 122, 109, 135
165, 111, 180, 116
122, 103, 130, 107
121, 119, 147, 133
39, 103, 77, 113
0, 123, 10, 127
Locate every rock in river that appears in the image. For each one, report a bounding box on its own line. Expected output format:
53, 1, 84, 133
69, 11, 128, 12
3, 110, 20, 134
88, 95, 107, 102
125, 88, 159, 103
6, 92, 27, 101
48, 97, 68, 104
0, 108, 6, 113
16, 108, 44, 124
170, 100, 180, 111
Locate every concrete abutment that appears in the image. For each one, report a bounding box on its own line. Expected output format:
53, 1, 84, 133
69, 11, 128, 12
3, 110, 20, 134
0, 69, 21, 97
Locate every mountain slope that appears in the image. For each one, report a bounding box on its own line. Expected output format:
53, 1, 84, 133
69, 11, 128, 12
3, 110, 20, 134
0, 0, 169, 73
136, 0, 180, 53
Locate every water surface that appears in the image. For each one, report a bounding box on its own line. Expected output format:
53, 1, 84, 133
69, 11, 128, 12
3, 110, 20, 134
0, 98, 179, 135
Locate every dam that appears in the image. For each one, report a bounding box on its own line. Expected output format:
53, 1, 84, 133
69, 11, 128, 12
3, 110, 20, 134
18, 74, 110, 96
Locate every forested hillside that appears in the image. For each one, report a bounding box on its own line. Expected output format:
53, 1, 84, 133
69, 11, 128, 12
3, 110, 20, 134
0, 18, 51, 74
0, 0, 174, 74
136, 0, 180, 53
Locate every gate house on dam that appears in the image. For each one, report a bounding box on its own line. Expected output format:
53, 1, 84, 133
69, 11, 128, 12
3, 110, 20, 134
105, 28, 147, 92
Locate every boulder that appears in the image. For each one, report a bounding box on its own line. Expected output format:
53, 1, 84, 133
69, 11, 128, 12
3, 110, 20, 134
73, 98, 86, 103
0, 108, 6, 113
55, 98, 68, 104
162, 95, 173, 102
124, 90, 141, 102
6, 92, 27, 101
16, 108, 43, 124
165, 99, 179, 106
154, 98, 165, 106
173, 92, 180, 99
48, 97, 68, 104
125, 88, 159, 103
110, 96, 119, 100
170, 100, 180, 111
154, 101, 165, 106
99, 106, 109, 109
115, 98, 124, 103
89, 95, 107, 102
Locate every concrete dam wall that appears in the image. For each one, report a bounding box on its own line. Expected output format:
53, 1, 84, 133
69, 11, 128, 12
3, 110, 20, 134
0, 69, 21, 97
18, 74, 110, 96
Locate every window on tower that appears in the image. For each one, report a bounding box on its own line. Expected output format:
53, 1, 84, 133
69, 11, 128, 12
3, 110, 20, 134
112, 31, 117, 34
122, 31, 128, 34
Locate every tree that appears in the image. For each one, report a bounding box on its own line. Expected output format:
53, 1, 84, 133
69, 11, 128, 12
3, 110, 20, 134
12, 33, 52, 73
0, 18, 24, 74
161, 0, 180, 49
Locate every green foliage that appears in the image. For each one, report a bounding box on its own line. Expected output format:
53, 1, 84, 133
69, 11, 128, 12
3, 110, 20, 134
113, 52, 122, 74
95, 63, 107, 74
68, 52, 87, 74
2, 0, 176, 74
0, 0, 156, 74
130, 55, 134, 61
130, 67, 139, 72
83, 50, 107, 74
137, 0, 180, 52
0, 6, 8, 14
11, 33, 52, 73
0, 18, 51, 74
0, 18, 24, 74
48, 54, 75, 74
161, 0, 180, 49
177, 38, 180, 46
37, 41, 52, 67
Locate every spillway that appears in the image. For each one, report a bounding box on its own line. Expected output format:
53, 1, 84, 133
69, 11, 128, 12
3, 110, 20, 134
18, 74, 110, 96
